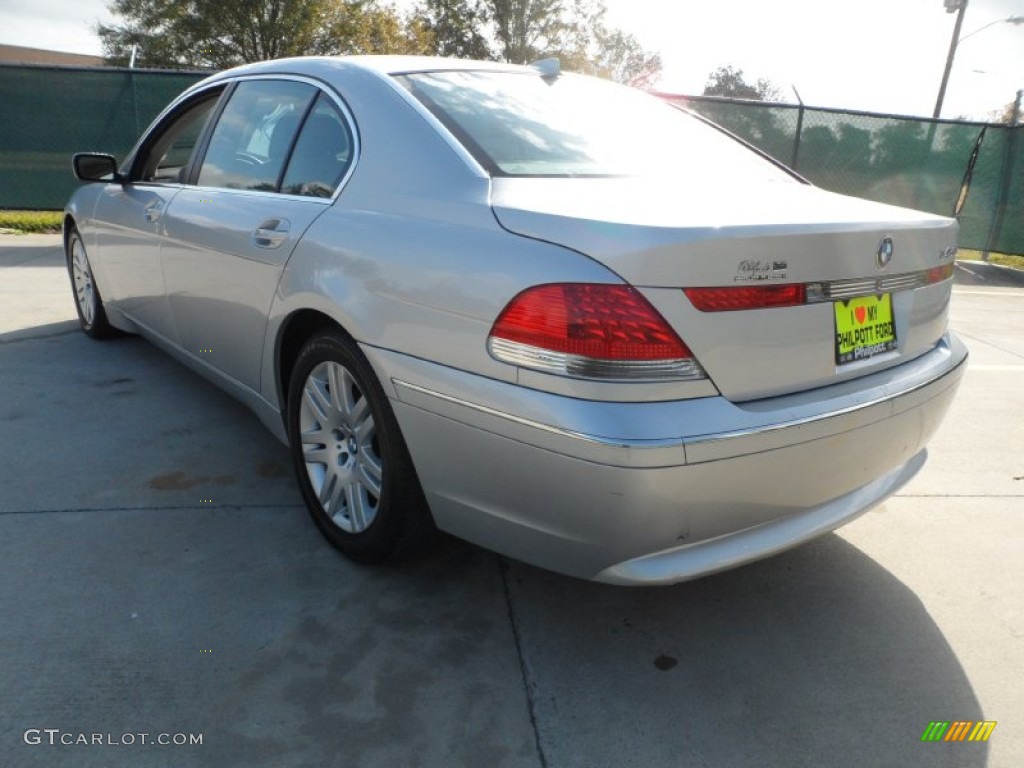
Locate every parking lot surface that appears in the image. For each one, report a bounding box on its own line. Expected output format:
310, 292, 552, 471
1, 235, 1021, 767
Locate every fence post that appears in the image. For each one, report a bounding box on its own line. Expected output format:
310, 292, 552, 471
790, 86, 804, 172
984, 90, 1023, 260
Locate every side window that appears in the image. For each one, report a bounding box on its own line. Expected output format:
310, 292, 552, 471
281, 94, 353, 199
137, 91, 222, 183
197, 80, 316, 192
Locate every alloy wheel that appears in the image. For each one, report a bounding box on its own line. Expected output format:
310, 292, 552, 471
298, 360, 383, 533
70, 236, 96, 326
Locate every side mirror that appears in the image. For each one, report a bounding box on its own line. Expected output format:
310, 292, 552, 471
73, 153, 122, 183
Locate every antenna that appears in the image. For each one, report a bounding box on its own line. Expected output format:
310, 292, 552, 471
530, 57, 561, 79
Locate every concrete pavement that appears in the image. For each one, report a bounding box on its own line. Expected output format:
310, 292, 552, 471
1, 234, 1021, 767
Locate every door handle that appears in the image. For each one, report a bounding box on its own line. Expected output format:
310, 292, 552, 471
143, 201, 164, 223
253, 218, 291, 249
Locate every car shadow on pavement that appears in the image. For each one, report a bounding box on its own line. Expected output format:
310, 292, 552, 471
503, 536, 987, 768
0, 236, 65, 268
0, 316, 989, 768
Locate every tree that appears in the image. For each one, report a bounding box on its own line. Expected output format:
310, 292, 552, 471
989, 100, 1020, 125
489, 0, 569, 64
418, 0, 493, 59
555, 0, 660, 87
97, 0, 430, 69
483, 0, 661, 86
703, 65, 781, 101
339, 6, 436, 56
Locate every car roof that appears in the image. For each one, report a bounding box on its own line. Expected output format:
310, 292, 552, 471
201, 55, 533, 85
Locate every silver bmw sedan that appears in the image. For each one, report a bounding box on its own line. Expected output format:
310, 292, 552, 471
64, 55, 967, 585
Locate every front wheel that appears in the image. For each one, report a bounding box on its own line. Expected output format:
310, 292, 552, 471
287, 329, 432, 563
66, 225, 119, 339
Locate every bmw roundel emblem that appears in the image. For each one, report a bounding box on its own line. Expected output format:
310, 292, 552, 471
877, 236, 894, 269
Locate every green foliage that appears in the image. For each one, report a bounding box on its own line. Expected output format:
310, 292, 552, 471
703, 65, 781, 101
483, 0, 661, 86
583, 27, 661, 89
871, 121, 930, 171
0, 211, 63, 233
556, 0, 660, 87
418, 0, 493, 59
489, 0, 567, 64
958, 250, 1024, 269
98, 0, 433, 68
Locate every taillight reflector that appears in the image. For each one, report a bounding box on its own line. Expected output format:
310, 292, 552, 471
683, 284, 806, 312
926, 263, 955, 284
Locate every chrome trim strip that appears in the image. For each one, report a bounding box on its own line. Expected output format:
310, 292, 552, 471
392, 344, 966, 455
392, 379, 681, 450
807, 268, 940, 302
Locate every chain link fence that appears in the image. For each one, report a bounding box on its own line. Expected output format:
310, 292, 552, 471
666, 94, 1022, 255
0, 63, 206, 210
0, 64, 1020, 254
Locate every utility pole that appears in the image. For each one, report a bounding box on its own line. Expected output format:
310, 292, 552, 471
934, 0, 969, 119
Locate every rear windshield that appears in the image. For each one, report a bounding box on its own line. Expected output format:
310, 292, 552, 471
396, 70, 794, 181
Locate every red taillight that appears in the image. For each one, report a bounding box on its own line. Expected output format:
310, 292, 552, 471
926, 263, 955, 284
488, 283, 705, 381
683, 284, 807, 312
493, 284, 689, 360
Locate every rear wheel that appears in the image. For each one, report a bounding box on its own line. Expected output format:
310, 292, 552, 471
287, 329, 431, 563
66, 225, 119, 339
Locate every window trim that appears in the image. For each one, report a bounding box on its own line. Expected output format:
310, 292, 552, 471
126, 84, 230, 186
182, 81, 237, 186
187, 74, 361, 203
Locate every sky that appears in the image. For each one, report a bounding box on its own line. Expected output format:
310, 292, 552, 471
0, 0, 1021, 120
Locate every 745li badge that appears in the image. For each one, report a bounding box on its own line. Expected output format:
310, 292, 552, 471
835, 294, 897, 365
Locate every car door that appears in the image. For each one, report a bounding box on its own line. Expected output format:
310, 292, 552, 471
90, 89, 225, 337
161, 79, 356, 392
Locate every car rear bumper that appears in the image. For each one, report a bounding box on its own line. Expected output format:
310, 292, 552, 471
365, 333, 967, 584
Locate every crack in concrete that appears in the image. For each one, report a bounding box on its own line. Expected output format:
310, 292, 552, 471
500, 557, 549, 768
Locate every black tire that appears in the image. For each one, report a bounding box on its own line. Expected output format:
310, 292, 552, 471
287, 329, 432, 563
66, 225, 120, 339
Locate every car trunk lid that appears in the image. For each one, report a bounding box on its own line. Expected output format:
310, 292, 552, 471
490, 177, 958, 401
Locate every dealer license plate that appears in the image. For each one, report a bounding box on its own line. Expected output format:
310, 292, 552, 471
834, 294, 897, 365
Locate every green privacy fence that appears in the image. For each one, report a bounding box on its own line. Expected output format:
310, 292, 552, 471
0, 64, 207, 211
666, 94, 1022, 256
1, 64, 1020, 254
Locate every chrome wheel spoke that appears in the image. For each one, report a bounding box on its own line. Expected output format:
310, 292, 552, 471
303, 377, 332, 426
327, 363, 346, 414
348, 393, 370, 431
353, 410, 374, 443
346, 482, 371, 531
319, 469, 342, 510
301, 440, 330, 466
357, 453, 382, 497
326, 473, 347, 516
